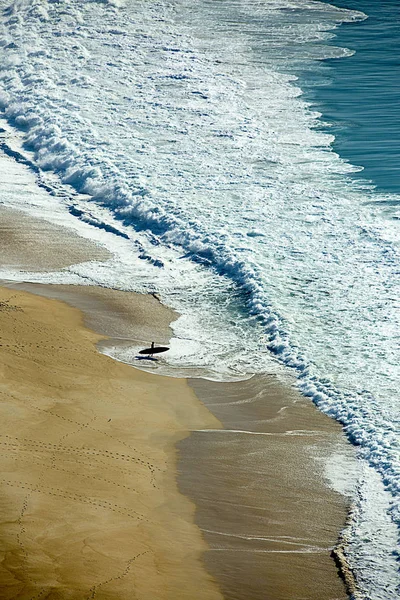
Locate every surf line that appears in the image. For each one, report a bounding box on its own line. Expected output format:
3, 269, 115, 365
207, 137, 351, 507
193, 429, 327, 437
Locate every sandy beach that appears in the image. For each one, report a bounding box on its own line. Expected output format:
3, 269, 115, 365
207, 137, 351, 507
2, 1, 399, 595
0, 286, 223, 599
0, 206, 358, 599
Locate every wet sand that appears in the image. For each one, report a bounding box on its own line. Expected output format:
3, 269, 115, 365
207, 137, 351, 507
0, 206, 110, 272
4, 282, 177, 348
178, 377, 357, 600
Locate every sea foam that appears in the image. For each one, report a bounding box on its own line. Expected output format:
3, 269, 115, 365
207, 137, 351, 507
0, 1, 399, 596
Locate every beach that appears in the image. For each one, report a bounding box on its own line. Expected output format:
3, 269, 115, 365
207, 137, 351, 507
1, 1, 399, 595
0, 207, 358, 599
0, 285, 223, 599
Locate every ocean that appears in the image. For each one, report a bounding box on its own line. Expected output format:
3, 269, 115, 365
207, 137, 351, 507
0, 0, 398, 598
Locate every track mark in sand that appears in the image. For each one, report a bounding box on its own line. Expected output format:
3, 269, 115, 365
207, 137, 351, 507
51, 414, 99, 470
7, 395, 165, 472
0, 438, 151, 486
58, 415, 98, 445
87, 551, 150, 599
16, 495, 30, 578
15, 470, 46, 587
1, 450, 140, 495
29, 588, 48, 600
0, 296, 23, 312
0, 435, 158, 486
1, 479, 148, 522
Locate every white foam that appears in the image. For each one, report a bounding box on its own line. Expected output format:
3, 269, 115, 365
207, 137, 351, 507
0, 1, 398, 596
344, 464, 400, 600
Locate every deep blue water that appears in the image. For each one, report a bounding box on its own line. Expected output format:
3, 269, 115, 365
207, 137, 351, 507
302, 0, 400, 194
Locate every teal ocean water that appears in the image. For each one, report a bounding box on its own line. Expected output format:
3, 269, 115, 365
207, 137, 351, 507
0, 1, 398, 597
304, 0, 400, 195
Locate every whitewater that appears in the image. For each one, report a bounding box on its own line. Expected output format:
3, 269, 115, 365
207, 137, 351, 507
0, 0, 399, 597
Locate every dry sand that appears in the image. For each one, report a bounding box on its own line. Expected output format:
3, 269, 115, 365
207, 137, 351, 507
0, 286, 223, 600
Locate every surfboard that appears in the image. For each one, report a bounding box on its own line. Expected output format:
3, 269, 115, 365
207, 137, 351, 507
138, 346, 169, 355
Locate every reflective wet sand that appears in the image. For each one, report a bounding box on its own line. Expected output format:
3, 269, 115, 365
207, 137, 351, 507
178, 376, 356, 600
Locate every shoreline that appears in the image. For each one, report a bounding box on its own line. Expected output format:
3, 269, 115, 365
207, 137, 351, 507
0, 205, 360, 598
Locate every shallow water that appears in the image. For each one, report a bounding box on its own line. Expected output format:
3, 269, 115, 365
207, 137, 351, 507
0, 0, 399, 596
